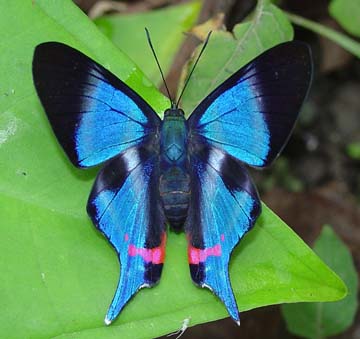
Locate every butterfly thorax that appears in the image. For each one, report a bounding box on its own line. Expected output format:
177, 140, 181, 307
159, 108, 190, 231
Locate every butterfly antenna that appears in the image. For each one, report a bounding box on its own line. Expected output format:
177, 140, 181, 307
176, 31, 212, 108
145, 28, 174, 108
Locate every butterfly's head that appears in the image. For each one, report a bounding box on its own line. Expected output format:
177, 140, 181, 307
164, 108, 185, 118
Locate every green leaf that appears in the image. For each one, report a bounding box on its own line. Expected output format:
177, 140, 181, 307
180, 0, 293, 113
94, 1, 201, 85
329, 0, 360, 37
281, 226, 358, 339
0, 1, 346, 338
346, 142, 360, 160
285, 11, 360, 59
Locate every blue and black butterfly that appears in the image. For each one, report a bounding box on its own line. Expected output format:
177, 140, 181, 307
32, 32, 312, 325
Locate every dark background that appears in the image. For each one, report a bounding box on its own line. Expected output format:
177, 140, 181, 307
74, 1, 360, 338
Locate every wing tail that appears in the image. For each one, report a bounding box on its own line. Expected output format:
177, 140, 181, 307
186, 145, 261, 323
105, 233, 166, 324
87, 144, 166, 324
189, 253, 240, 324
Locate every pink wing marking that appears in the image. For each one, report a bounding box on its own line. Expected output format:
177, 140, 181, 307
188, 244, 222, 265
128, 232, 166, 264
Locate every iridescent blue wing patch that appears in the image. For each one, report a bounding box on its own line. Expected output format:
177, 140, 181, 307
32, 42, 160, 168
87, 143, 166, 324
188, 41, 312, 167
186, 143, 261, 323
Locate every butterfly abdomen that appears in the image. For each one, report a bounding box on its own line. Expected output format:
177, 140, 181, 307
159, 167, 190, 230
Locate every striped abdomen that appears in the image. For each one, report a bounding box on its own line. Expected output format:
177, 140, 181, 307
159, 167, 190, 230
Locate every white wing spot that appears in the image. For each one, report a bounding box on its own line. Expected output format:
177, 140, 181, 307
207, 148, 225, 172
123, 147, 140, 171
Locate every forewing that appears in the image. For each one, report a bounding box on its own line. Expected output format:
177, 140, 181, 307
188, 41, 312, 167
87, 145, 166, 324
186, 144, 261, 323
32, 42, 160, 168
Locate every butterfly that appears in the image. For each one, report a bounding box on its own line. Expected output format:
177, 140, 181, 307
32, 33, 312, 325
